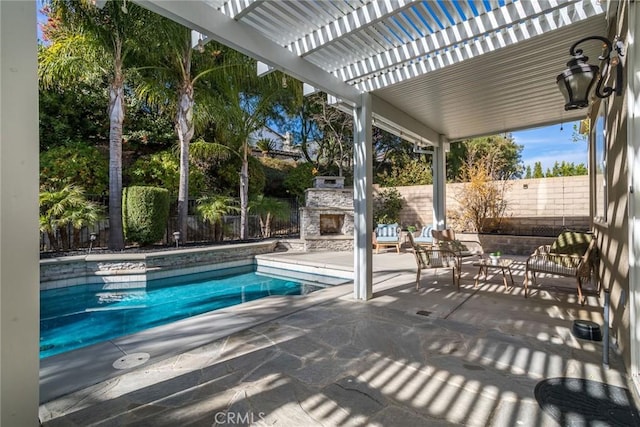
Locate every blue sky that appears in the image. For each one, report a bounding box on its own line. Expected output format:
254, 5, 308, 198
511, 121, 588, 173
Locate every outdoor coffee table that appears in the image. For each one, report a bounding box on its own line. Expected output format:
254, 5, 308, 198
473, 258, 515, 290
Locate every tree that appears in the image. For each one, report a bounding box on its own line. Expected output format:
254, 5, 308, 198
127, 149, 207, 197
524, 165, 532, 179
40, 0, 154, 249
39, 185, 103, 251
373, 188, 404, 224
255, 138, 275, 156
532, 162, 544, 178
207, 63, 291, 240
452, 163, 509, 233
376, 154, 432, 186
283, 162, 316, 201
545, 161, 588, 177
40, 141, 108, 195
196, 195, 239, 241
249, 195, 289, 238
448, 134, 523, 182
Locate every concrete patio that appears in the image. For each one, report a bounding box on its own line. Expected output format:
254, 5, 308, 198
39, 250, 638, 426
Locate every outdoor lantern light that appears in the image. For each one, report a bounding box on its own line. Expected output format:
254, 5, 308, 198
173, 231, 181, 248
556, 36, 624, 110
89, 232, 97, 253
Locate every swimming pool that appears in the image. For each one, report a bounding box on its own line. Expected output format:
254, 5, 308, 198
40, 266, 338, 358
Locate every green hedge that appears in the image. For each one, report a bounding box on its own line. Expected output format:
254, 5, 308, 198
123, 186, 170, 246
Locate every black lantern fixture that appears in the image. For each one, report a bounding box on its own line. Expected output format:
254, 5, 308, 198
556, 36, 624, 110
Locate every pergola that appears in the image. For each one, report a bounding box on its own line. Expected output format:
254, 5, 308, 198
138, 0, 606, 300
0, 1, 622, 423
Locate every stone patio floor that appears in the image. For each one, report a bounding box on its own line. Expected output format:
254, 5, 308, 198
39, 250, 637, 426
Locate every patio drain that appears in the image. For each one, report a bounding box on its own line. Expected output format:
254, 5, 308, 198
112, 352, 150, 370
416, 310, 432, 317
535, 378, 640, 426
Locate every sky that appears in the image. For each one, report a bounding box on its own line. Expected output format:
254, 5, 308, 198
511, 121, 588, 173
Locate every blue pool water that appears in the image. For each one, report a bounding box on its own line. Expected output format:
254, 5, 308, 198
40, 267, 326, 358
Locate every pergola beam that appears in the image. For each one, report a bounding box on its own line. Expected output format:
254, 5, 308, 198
336, 0, 602, 91
135, 0, 362, 105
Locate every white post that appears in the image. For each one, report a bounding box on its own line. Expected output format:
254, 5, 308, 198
627, 0, 640, 395
432, 135, 447, 229
0, 0, 40, 424
353, 93, 373, 300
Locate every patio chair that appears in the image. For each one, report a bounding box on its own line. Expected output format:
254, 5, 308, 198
431, 228, 484, 259
413, 224, 434, 247
374, 223, 402, 254
408, 232, 460, 290
523, 230, 599, 305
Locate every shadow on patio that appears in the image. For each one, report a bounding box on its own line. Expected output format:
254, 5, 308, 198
39, 253, 637, 426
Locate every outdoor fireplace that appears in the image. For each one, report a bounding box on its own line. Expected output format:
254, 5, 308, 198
320, 214, 345, 235
300, 177, 354, 251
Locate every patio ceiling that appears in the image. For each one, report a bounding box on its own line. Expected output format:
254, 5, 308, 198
137, 0, 607, 145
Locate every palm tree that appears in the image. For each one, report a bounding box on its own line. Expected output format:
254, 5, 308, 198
196, 195, 239, 241
255, 138, 275, 157
39, 185, 103, 250
135, 24, 240, 243
208, 68, 292, 240
40, 0, 153, 250
249, 195, 289, 238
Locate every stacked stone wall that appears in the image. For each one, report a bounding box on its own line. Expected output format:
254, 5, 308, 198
40, 242, 277, 289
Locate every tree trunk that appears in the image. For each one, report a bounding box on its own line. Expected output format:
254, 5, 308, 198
176, 41, 194, 244
176, 84, 194, 243
46, 230, 59, 252
239, 144, 249, 240
265, 212, 272, 238
108, 50, 125, 250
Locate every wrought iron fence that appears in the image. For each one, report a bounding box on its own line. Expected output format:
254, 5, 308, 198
40, 197, 300, 252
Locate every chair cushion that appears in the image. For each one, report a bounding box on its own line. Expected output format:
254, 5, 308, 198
421, 225, 433, 238
550, 231, 592, 256
376, 223, 399, 238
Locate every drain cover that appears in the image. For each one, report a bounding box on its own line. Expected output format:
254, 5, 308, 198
416, 310, 432, 317
112, 352, 150, 370
535, 378, 640, 426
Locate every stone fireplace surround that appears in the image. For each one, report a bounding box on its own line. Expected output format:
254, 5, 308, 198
301, 177, 354, 251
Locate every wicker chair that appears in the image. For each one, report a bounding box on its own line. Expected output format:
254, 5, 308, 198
523, 231, 598, 305
408, 233, 460, 290
431, 228, 484, 259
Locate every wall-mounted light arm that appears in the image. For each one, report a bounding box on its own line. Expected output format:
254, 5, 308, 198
556, 36, 624, 110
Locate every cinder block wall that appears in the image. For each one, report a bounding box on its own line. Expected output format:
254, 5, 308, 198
375, 176, 590, 233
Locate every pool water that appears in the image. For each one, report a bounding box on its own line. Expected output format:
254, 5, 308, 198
40, 267, 324, 358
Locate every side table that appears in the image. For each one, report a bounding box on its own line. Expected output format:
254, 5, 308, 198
473, 258, 515, 290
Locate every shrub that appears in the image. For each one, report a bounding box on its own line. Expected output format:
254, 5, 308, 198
127, 150, 207, 197
40, 142, 108, 195
373, 188, 404, 224
283, 162, 316, 200
451, 163, 510, 233
122, 186, 170, 245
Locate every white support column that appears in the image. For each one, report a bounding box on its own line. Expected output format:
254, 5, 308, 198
0, 1, 40, 424
627, 0, 640, 394
432, 135, 447, 229
353, 93, 373, 301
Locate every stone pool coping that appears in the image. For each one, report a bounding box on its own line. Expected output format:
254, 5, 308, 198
40, 241, 279, 290
39, 248, 355, 403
